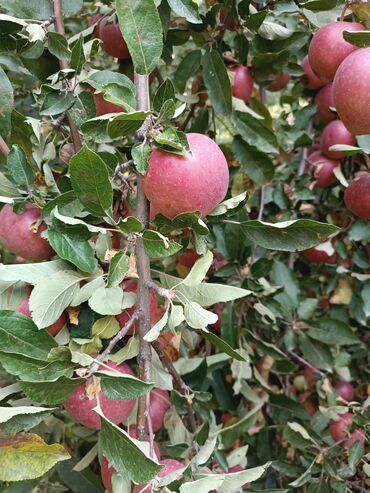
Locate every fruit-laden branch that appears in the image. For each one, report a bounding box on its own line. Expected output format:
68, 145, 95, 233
0, 135, 10, 158
52, 0, 82, 153
135, 73, 154, 441
86, 310, 141, 377
152, 340, 197, 433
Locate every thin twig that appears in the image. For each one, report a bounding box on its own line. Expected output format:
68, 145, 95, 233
152, 340, 197, 433
288, 349, 325, 378
257, 186, 265, 221
145, 280, 176, 300
0, 136, 10, 158
298, 121, 313, 176
52, 0, 82, 153
86, 311, 141, 377
180, 104, 196, 132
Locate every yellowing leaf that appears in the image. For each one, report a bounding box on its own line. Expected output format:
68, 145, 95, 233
67, 306, 80, 325
330, 278, 353, 305
0, 433, 70, 481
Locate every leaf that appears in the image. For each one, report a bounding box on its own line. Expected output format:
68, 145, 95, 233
47, 32, 71, 60
107, 111, 152, 139
0, 260, 70, 285
167, 0, 202, 24
184, 301, 218, 328
0, 352, 72, 382
58, 460, 105, 493
143, 230, 182, 257
97, 371, 154, 400
69, 146, 113, 217
308, 318, 360, 346
258, 21, 294, 40
237, 219, 339, 252
0, 172, 21, 199
233, 112, 279, 155
232, 137, 274, 185
299, 334, 333, 371
98, 415, 162, 483
91, 317, 120, 339
0, 66, 14, 136
116, 0, 163, 75
0, 310, 56, 360
6, 145, 34, 187
117, 216, 144, 234
202, 49, 232, 117
0, 433, 70, 482
284, 422, 318, 449
29, 271, 82, 329
153, 127, 190, 154
168, 304, 185, 331
132, 142, 151, 175
19, 377, 84, 405
143, 309, 169, 342
70, 35, 85, 73
342, 30, 370, 47
0, 0, 83, 20
107, 253, 130, 288
40, 92, 75, 116
208, 192, 248, 217
200, 329, 245, 361
153, 79, 176, 114
174, 50, 202, 92
303, 0, 338, 11
183, 250, 213, 287
0, 406, 54, 434
88, 287, 125, 316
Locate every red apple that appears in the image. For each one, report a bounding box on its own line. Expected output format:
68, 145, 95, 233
191, 75, 207, 107
132, 459, 184, 493
304, 367, 320, 387
88, 14, 102, 38
321, 120, 356, 159
267, 73, 291, 92
149, 388, 171, 432
142, 133, 229, 219
345, 429, 365, 447
308, 142, 321, 156
230, 65, 254, 102
314, 84, 336, 123
333, 47, 370, 135
300, 55, 325, 90
304, 242, 337, 264
333, 381, 354, 402
329, 412, 353, 442
16, 288, 67, 336
99, 17, 130, 60
93, 92, 125, 116
219, 6, 236, 31
308, 21, 364, 82
116, 279, 158, 336
344, 174, 370, 219
309, 153, 339, 188
64, 361, 135, 429
0, 204, 55, 260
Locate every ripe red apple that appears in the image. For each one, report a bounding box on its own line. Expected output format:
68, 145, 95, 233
308, 21, 364, 82
142, 133, 229, 219
176, 249, 201, 277
308, 142, 321, 156
314, 84, 336, 123
93, 92, 125, 116
333, 381, 354, 402
304, 242, 337, 264
344, 174, 370, 218
0, 204, 55, 260
88, 14, 102, 38
333, 47, 370, 135
230, 65, 254, 102
308, 153, 339, 188
329, 412, 353, 442
150, 388, 171, 432
321, 120, 356, 159
267, 73, 291, 92
16, 288, 67, 336
304, 367, 319, 387
219, 6, 236, 31
59, 143, 74, 165
300, 55, 325, 90
99, 17, 130, 60
116, 279, 158, 336
345, 429, 365, 447
64, 361, 135, 429
132, 459, 184, 493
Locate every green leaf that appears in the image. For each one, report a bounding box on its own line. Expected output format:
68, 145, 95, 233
19, 377, 83, 405
92, 316, 120, 339
153, 127, 190, 154
6, 145, 34, 187
174, 50, 202, 93
343, 30, 370, 47
98, 415, 162, 483
270, 395, 309, 420
0, 172, 21, 199
144, 308, 169, 342
200, 330, 245, 361
0, 66, 14, 136
308, 318, 360, 346
153, 79, 176, 114
208, 192, 248, 217
58, 460, 105, 493
88, 287, 127, 316
143, 230, 182, 257
258, 21, 294, 40
0, 260, 69, 285
167, 0, 202, 24
39, 91, 75, 116
283, 422, 318, 449
0, 353, 71, 381
184, 301, 218, 328
132, 142, 151, 175
84, 70, 135, 111
233, 112, 279, 155
116, 216, 144, 234
97, 371, 154, 400
69, 146, 113, 217
107, 253, 130, 288
0, 0, 83, 20
157, 100, 176, 124
70, 35, 85, 73
116, 0, 163, 75
107, 111, 151, 139
29, 271, 82, 329
0, 311, 56, 360
47, 32, 71, 60
202, 49, 232, 117
0, 433, 70, 482
183, 250, 213, 287
299, 334, 333, 371
0, 406, 54, 434
237, 219, 339, 252
302, 0, 338, 11
232, 137, 274, 185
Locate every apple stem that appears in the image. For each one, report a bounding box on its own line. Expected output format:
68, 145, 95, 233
0, 135, 10, 158
339, 1, 350, 22
52, 0, 83, 153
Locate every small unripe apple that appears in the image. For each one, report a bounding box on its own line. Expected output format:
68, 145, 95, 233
116, 279, 158, 336
314, 84, 336, 123
267, 73, 291, 92
293, 375, 307, 392
304, 241, 337, 264
333, 47, 370, 135
59, 143, 74, 165
329, 412, 353, 442
64, 361, 135, 429
142, 133, 229, 218
333, 381, 354, 402
321, 120, 356, 160
17, 288, 67, 336
99, 17, 130, 60
0, 204, 55, 260
344, 174, 370, 219
300, 55, 325, 90
309, 153, 339, 188
230, 65, 254, 102
150, 388, 171, 432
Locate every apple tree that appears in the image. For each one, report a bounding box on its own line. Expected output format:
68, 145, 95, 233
0, 1, 369, 492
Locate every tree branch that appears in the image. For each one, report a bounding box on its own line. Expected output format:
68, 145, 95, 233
52, 0, 82, 153
135, 73, 153, 441
0, 136, 10, 159
152, 340, 197, 433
